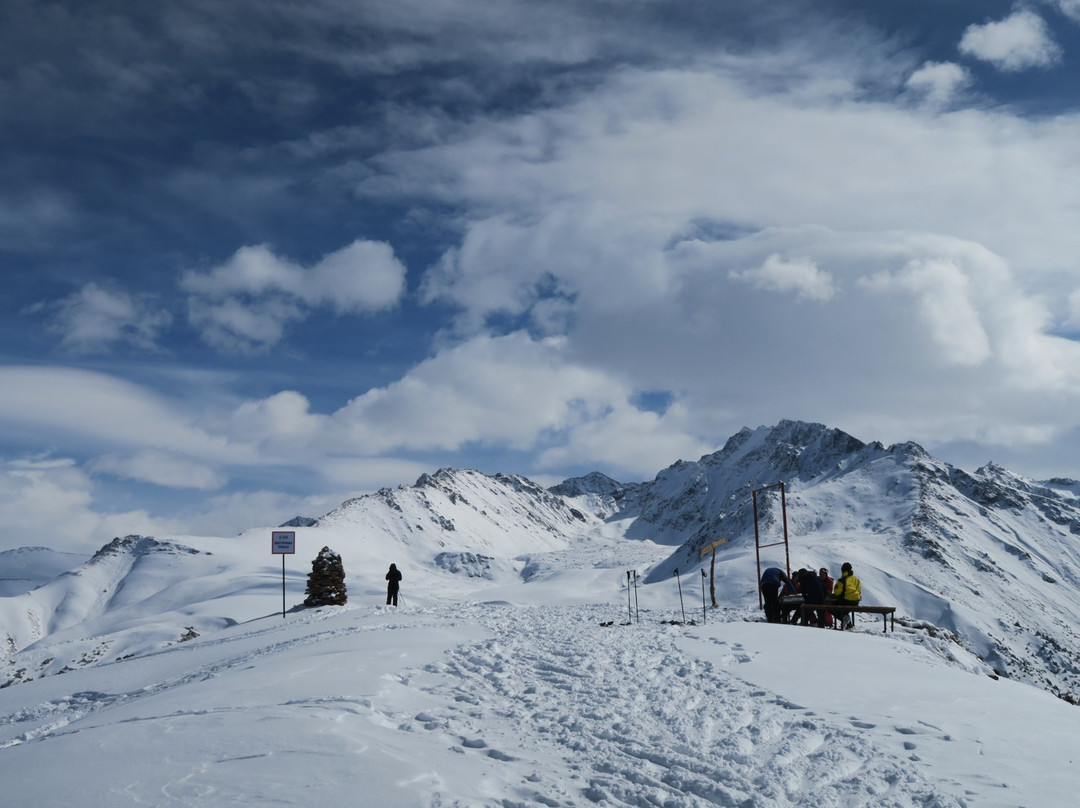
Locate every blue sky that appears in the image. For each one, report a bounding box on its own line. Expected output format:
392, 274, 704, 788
5, 0, 1080, 552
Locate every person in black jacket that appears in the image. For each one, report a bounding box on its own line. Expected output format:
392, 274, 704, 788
385, 563, 402, 606
797, 568, 827, 627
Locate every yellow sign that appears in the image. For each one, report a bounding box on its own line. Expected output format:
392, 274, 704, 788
699, 538, 729, 556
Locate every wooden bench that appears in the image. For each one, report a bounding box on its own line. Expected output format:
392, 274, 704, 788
799, 603, 896, 633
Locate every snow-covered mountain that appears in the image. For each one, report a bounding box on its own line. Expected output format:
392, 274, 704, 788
0, 547, 85, 598
4, 420, 1080, 708
5, 419, 1080, 805
575, 419, 1080, 703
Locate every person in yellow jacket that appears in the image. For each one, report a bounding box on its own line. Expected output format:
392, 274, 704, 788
832, 562, 861, 630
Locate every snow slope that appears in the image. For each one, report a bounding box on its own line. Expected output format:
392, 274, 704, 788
2, 420, 1080, 805
0, 547, 1075, 807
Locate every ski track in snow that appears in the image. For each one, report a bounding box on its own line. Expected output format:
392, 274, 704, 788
0, 615, 372, 749
393, 604, 962, 808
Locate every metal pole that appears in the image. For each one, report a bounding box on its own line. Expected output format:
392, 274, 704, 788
626, 570, 632, 623
700, 569, 707, 624
780, 481, 791, 577
633, 570, 640, 623
281, 554, 286, 618
675, 568, 685, 623
753, 489, 762, 609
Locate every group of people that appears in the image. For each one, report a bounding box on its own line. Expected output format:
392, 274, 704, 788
759, 562, 862, 629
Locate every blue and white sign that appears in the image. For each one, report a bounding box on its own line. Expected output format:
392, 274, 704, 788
271, 531, 296, 554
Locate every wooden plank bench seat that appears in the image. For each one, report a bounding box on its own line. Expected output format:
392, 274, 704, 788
799, 603, 896, 633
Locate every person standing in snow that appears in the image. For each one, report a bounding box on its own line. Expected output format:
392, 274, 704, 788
832, 562, 861, 629
759, 567, 790, 624
385, 563, 402, 606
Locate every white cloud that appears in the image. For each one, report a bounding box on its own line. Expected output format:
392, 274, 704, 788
0, 453, 361, 552
1054, 0, 1080, 23
361, 62, 1080, 470
905, 61, 971, 107
0, 456, 182, 553
317, 456, 432, 489
89, 450, 226, 490
861, 257, 991, 367
1068, 288, 1080, 328
185, 295, 305, 354
536, 401, 712, 475
182, 240, 407, 351
729, 254, 835, 301
958, 10, 1061, 71
0, 366, 246, 462
35, 283, 171, 353
331, 331, 620, 453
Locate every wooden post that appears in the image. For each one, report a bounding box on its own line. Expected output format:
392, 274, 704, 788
699, 538, 729, 608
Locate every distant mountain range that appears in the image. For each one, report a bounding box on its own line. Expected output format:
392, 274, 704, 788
3, 420, 1080, 704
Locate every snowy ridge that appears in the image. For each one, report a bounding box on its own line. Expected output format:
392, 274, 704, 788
4, 421, 1080, 702
317, 467, 596, 559
2, 421, 1080, 804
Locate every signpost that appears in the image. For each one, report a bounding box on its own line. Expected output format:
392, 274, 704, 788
271, 531, 296, 618
699, 537, 729, 608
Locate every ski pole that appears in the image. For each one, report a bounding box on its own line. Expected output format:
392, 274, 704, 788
674, 568, 685, 623
701, 569, 707, 625
633, 570, 639, 623
626, 570, 632, 623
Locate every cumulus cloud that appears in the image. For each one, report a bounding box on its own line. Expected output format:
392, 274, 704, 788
861, 258, 992, 367
958, 9, 1061, 71
0, 456, 181, 553
729, 254, 835, 301
536, 401, 712, 475
1054, 0, 1080, 23
331, 331, 619, 453
196, 332, 711, 480
904, 61, 971, 107
33, 283, 172, 353
185, 296, 305, 355
366, 62, 1080, 470
181, 240, 407, 352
